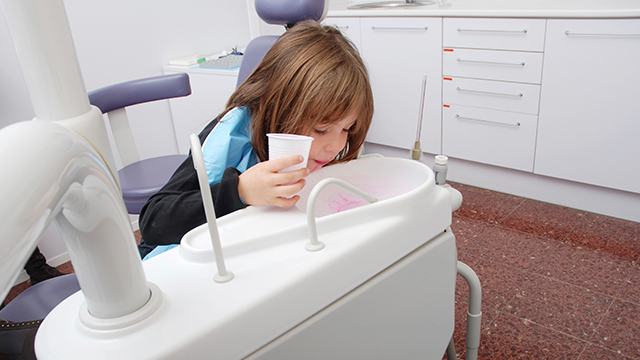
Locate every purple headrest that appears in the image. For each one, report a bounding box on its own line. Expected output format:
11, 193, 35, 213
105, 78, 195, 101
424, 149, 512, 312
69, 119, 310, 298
255, 0, 328, 27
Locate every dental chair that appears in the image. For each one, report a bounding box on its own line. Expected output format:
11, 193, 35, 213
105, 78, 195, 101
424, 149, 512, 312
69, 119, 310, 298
0, 0, 329, 324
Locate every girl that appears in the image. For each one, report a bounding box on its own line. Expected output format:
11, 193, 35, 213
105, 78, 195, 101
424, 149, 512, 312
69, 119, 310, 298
138, 21, 374, 256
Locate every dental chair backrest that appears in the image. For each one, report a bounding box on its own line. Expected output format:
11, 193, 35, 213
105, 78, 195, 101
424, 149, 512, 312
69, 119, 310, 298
236, 0, 330, 88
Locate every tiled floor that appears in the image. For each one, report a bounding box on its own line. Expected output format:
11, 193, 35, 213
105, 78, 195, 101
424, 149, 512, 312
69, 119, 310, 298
4, 183, 640, 359
447, 182, 640, 360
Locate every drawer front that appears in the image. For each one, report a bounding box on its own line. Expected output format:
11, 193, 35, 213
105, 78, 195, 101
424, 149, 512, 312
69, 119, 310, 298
442, 105, 537, 172
443, 48, 543, 84
443, 77, 541, 115
444, 18, 546, 51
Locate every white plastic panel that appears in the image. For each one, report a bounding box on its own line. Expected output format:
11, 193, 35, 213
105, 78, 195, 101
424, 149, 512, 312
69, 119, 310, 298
443, 48, 544, 84
536, 18, 640, 194
443, 76, 541, 115
360, 17, 442, 153
247, 231, 457, 360
443, 105, 538, 172
443, 17, 546, 51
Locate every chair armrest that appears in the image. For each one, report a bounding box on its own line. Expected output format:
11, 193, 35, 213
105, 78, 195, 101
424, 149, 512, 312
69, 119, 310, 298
88, 73, 191, 114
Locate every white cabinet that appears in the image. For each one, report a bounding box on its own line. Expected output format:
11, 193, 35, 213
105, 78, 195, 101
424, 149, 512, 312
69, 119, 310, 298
536, 19, 640, 194
359, 17, 442, 154
163, 66, 238, 154
441, 18, 545, 171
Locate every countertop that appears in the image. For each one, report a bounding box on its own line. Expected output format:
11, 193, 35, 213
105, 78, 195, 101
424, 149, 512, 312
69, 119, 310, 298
328, 0, 640, 18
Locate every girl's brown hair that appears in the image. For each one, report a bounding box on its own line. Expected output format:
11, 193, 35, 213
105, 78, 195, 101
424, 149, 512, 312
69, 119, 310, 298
222, 20, 374, 164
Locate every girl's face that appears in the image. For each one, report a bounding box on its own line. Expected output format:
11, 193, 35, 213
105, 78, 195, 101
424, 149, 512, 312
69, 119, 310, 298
305, 113, 358, 173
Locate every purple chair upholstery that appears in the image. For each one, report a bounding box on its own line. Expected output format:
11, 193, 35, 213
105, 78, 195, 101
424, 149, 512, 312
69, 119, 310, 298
236, 35, 279, 88
235, 0, 328, 88
256, 0, 327, 28
0, 274, 80, 322
88, 73, 191, 113
117, 154, 187, 213
89, 73, 191, 213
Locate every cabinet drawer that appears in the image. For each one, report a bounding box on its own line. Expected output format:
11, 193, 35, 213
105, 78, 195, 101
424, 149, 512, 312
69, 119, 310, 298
443, 48, 543, 84
444, 18, 546, 51
443, 77, 541, 115
442, 105, 537, 172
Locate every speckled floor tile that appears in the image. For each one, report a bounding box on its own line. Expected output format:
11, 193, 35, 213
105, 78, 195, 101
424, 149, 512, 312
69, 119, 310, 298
619, 263, 640, 306
536, 242, 630, 298
498, 199, 585, 241
478, 313, 586, 359
578, 344, 633, 360
564, 212, 640, 262
468, 223, 561, 272
591, 300, 640, 359
450, 182, 526, 225
471, 263, 533, 319
451, 214, 488, 264
506, 273, 613, 341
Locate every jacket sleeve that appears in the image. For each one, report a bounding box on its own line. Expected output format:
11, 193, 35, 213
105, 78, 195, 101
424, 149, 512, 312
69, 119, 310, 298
138, 165, 247, 246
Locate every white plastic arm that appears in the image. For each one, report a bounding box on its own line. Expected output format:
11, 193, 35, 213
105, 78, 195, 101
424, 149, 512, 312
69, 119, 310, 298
306, 178, 378, 251
0, 121, 150, 319
190, 134, 234, 283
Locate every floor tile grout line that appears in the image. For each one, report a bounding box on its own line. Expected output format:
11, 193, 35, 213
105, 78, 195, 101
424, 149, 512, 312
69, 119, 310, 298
494, 197, 528, 225
497, 257, 627, 301
497, 311, 595, 349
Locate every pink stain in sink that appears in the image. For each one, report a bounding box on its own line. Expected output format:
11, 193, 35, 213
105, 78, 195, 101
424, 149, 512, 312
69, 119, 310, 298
324, 193, 370, 214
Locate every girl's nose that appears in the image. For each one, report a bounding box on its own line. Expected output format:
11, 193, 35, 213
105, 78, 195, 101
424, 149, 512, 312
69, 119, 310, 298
324, 133, 342, 152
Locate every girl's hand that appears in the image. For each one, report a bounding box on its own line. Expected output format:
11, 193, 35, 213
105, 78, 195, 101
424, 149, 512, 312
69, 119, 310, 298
238, 155, 310, 207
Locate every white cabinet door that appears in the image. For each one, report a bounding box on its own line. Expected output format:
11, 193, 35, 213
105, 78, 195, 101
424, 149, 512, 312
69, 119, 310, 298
536, 19, 640, 194
360, 17, 442, 154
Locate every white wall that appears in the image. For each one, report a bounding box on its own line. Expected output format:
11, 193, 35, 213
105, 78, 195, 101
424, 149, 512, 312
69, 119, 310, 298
1, 0, 253, 279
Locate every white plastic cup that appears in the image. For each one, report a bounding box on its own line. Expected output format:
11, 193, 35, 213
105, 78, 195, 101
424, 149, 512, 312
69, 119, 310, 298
267, 133, 314, 173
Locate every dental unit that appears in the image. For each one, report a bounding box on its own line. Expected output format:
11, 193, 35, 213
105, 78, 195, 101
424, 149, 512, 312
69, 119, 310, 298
0, 0, 481, 358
